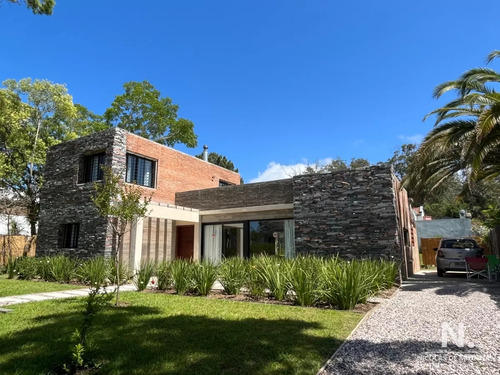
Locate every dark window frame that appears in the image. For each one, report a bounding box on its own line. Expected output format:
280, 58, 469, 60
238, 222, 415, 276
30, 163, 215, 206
58, 223, 80, 248
126, 153, 156, 188
219, 179, 234, 187
79, 152, 106, 184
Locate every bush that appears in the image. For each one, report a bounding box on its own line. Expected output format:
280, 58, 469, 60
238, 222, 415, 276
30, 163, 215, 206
37, 256, 53, 281
254, 255, 290, 301
6, 257, 18, 279
219, 257, 248, 295
171, 259, 194, 295
16, 256, 39, 280
245, 258, 266, 298
156, 261, 173, 290
78, 257, 111, 287
48, 255, 78, 283
135, 261, 155, 291
288, 256, 322, 306
192, 261, 218, 296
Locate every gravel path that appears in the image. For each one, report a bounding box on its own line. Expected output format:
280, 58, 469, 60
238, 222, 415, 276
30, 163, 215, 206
320, 271, 500, 375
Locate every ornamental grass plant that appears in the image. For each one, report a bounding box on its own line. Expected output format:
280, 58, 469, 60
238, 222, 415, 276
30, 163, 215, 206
171, 259, 194, 295
192, 261, 219, 296
218, 257, 248, 295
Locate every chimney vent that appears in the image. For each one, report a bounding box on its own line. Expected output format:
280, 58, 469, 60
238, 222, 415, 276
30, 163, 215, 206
202, 145, 208, 162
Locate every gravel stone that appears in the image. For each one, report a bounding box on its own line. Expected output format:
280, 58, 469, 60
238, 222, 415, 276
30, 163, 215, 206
320, 271, 500, 375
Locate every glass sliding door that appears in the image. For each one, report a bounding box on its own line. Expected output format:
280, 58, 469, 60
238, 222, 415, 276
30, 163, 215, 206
203, 224, 222, 264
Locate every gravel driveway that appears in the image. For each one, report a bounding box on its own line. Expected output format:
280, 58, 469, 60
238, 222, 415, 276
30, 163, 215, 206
319, 271, 500, 375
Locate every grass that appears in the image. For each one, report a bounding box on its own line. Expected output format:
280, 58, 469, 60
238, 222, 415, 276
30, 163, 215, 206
0, 292, 362, 375
0, 274, 84, 298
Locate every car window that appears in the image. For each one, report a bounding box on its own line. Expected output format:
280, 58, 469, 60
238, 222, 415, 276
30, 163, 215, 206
441, 239, 478, 249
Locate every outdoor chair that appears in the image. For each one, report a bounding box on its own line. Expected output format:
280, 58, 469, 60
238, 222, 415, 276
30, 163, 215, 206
465, 257, 495, 282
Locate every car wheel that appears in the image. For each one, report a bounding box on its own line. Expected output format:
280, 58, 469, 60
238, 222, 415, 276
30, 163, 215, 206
437, 268, 444, 277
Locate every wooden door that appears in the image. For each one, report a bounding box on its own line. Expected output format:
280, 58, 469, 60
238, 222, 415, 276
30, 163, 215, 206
176, 225, 194, 259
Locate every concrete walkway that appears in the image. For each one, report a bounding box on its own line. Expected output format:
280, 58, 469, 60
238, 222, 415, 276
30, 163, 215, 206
0, 284, 137, 307
320, 271, 500, 375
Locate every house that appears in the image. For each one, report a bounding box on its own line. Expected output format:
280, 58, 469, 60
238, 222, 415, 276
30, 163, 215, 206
37, 128, 420, 278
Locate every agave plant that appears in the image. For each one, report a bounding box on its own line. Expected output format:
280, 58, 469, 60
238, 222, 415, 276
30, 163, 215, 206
192, 261, 218, 296
218, 257, 248, 295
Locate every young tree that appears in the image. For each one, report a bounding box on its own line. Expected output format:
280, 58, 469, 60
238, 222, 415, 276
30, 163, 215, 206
105, 81, 198, 148
195, 151, 239, 172
92, 166, 151, 306
4, 0, 55, 15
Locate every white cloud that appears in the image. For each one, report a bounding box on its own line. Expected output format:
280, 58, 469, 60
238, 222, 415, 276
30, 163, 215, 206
249, 158, 333, 183
398, 134, 424, 144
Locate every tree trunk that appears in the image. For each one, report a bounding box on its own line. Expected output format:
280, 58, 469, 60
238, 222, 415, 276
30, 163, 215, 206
114, 233, 123, 307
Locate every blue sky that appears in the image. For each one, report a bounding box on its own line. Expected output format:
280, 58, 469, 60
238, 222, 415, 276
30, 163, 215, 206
1, 1, 499, 182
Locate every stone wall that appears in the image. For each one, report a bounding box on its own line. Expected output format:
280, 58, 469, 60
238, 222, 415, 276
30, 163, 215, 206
293, 165, 400, 259
175, 179, 293, 210
37, 128, 126, 257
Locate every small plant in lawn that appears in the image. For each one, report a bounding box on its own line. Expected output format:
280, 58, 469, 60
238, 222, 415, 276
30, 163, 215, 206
245, 258, 266, 298
288, 256, 322, 306
171, 259, 194, 295
16, 256, 39, 280
192, 261, 218, 296
254, 255, 290, 301
6, 256, 18, 279
48, 255, 78, 283
156, 261, 173, 290
218, 257, 248, 295
78, 257, 111, 287
135, 261, 155, 291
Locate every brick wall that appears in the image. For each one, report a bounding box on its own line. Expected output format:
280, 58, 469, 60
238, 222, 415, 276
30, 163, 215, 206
127, 133, 241, 204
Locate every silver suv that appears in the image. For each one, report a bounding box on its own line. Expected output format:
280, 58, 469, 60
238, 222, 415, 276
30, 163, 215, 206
435, 238, 484, 277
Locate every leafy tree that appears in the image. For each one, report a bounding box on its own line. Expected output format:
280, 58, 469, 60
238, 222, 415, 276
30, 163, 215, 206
406, 50, 500, 199
195, 151, 239, 172
105, 81, 197, 148
388, 144, 417, 180
0, 79, 79, 234
4, 0, 55, 15
349, 158, 370, 169
304, 157, 371, 174
92, 166, 151, 306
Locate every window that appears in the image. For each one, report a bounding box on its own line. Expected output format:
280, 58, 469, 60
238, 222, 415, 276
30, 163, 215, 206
80, 153, 105, 183
58, 223, 79, 248
126, 154, 156, 188
219, 179, 233, 187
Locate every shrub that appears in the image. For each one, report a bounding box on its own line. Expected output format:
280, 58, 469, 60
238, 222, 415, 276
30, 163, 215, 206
37, 256, 53, 281
254, 255, 290, 301
135, 261, 155, 291
245, 258, 266, 298
171, 259, 194, 295
156, 261, 173, 290
109, 258, 131, 286
287, 256, 322, 306
48, 255, 78, 283
192, 261, 219, 296
78, 257, 111, 287
218, 257, 248, 295
320, 258, 375, 310
6, 256, 18, 279
16, 256, 39, 280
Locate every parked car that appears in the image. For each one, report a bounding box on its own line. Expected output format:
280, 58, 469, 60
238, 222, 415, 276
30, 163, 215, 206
435, 238, 484, 277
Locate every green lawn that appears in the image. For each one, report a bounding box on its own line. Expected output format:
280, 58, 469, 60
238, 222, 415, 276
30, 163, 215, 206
0, 274, 84, 297
0, 292, 362, 375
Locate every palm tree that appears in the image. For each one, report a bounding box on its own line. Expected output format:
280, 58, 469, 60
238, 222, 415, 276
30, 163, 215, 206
405, 50, 500, 200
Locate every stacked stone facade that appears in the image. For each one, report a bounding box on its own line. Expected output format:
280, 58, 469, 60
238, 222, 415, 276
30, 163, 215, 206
292, 165, 400, 259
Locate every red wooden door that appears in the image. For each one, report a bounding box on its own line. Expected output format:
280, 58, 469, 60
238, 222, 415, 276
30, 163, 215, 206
176, 225, 194, 259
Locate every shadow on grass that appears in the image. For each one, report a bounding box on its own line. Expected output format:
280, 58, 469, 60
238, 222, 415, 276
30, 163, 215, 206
0, 300, 343, 375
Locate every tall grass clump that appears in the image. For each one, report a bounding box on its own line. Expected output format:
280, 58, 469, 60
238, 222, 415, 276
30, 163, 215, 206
156, 261, 173, 290
219, 257, 248, 295
171, 259, 194, 295
78, 256, 111, 287
135, 261, 155, 291
287, 256, 323, 306
192, 261, 219, 296
48, 255, 78, 283
109, 258, 131, 286
245, 257, 266, 298
16, 256, 39, 280
321, 258, 375, 310
6, 256, 18, 279
254, 255, 290, 301
379, 260, 398, 289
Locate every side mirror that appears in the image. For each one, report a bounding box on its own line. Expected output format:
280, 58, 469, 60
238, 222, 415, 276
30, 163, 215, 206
433, 248, 438, 251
